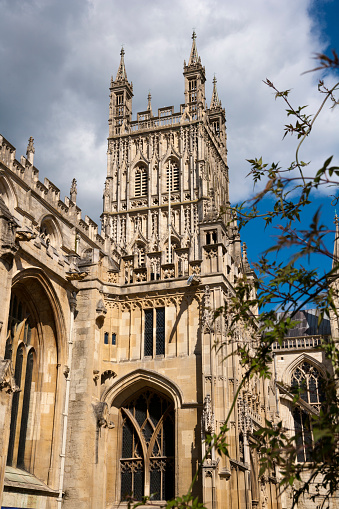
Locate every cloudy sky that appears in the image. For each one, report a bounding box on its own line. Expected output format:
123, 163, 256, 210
0, 0, 338, 264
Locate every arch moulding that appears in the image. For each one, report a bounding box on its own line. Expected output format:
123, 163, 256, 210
282, 352, 326, 385
11, 267, 67, 360
102, 368, 184, 409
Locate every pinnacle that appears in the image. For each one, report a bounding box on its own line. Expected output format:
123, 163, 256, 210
210, 75, 221, 109
115, 46, 128, 82
147, 92, 152, 113
188, 30, 199, 66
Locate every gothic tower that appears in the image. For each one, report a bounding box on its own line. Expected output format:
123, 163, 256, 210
102, 33, 231, 271
96, 34, 279, 509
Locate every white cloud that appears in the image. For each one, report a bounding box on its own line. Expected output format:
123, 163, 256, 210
0, 0, 337, 223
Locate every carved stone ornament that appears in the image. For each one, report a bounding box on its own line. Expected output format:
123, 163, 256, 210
202, 394, 215, 434
65, 270, 88, 281
26, 136, 35, 154
238, 397, 253, 434
163, 267, 174, 279
202, 458, 219, 474
202, 285, 214, 332
260, 475, 269, 509
205, 246, 218, 259
190, 263, 201, 275
15, 227, 37, 242
107, 271, 119, 284
96, 299, 107, 317
92, 401, 115, 429
0, 359, 19, 394
70, 178, 77, 196
0, 196, 19, 264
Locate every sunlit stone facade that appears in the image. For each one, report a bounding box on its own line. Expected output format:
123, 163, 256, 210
0, 35, 282, 509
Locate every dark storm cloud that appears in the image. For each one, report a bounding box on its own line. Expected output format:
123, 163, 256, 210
0, 0, 338, 223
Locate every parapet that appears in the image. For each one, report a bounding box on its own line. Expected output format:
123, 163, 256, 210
0, 134, 105, 246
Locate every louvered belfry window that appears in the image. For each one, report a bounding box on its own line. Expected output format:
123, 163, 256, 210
167, 161, 179, 193
120, 389, 175, 501
291, 362, 324, 462
135, 167, 147, 197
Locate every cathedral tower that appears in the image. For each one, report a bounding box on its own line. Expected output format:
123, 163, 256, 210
102, 33, 231, 274
95, 34, 278, 509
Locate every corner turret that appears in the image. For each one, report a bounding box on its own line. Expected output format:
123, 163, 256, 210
183, 32, 206, 117
207, 76, 226, 143
109, 48, 134, 137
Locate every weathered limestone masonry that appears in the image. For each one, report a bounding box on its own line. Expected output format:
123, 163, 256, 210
0, 134, 109, 508
93, 34, 280, 509
0, 34, 281, 509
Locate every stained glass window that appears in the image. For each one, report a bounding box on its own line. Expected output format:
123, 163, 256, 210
6, 293, 36, 470
156, 308, 165, 355
144, 308, 165, 357
291, 362, 324, 462
120, 389, 175, 501
144, 310, 153, 356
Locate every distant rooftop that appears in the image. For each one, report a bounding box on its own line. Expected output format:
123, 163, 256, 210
276, 309, 331, 337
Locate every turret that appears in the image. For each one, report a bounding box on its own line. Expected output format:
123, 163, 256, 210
207, 76, 226, 143
183, 31, 206, 117
109, 48, 133, 137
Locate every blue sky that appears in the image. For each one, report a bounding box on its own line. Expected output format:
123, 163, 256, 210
0, 0, 338, 287
310, 0, 339, 52
242, 0, 339, 288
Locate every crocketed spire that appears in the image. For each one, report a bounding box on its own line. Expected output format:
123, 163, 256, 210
188, 30, 200, 66
116, 47, 128, 82
210, 76, 221, 109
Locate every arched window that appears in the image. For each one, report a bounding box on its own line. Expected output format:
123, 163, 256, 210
166, 160, 179, 193
291, 361, 324, 462
5, 293, 36, 468
5, 281, 58, 481
135, 167, 148, 197
120, 389, 175, 501
40, 216, 60, 248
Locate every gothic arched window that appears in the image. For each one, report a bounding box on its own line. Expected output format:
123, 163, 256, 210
5, 293, 36, 468
40, 216, 60, 248
291, 361, 324, 462
5, 281, 58, 481
166, 160, 179, 193
120, 389, 175, 501
135, 167, 148, 197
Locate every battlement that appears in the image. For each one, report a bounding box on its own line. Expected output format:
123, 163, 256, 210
0, 134, 105, 246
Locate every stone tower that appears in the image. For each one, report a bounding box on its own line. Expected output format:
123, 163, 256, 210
102, 33, 231, 273
95, 34, 279, 509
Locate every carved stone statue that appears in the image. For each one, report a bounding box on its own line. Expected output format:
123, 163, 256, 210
70, 178, 77, 203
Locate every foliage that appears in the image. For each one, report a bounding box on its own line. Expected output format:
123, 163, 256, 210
226, 50, 339, 509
